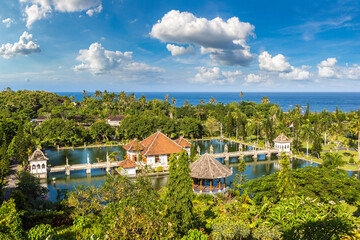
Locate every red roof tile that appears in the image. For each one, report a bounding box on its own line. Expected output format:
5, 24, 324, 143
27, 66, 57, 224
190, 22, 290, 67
174, 137, 191, 148
123, 139, 145, 151
140, 131, 184, 156
119, 159, 137, 168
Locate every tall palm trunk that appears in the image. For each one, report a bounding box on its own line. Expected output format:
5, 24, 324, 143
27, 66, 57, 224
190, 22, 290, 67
324, 131, 327, 145
358, 131, 360, 160
306, 139, 309, 157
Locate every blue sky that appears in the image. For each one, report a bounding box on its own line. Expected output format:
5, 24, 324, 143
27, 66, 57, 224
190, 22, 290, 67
1, 0, 360, 92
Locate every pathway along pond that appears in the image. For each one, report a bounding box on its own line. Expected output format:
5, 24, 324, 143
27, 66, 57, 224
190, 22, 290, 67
44, 140, 359, 201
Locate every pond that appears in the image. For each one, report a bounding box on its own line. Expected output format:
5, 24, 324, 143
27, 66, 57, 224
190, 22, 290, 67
43, 140, 359, 201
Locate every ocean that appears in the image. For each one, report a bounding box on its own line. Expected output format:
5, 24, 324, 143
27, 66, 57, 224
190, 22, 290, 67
55, 92, 360, 113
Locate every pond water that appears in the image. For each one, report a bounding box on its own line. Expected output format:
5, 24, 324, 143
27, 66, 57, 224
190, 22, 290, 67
43, 140, 359, 201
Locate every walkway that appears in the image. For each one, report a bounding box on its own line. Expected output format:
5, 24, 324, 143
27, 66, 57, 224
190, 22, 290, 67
4, 160, 19, 200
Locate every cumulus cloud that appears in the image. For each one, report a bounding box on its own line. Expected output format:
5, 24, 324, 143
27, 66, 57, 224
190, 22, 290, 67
279, 66, 311, 80
166, 44, 194, 56
24, 3, 52, 28
150, 10, 255, 66
245, 73, 266, 83
20, 0, 102, 28
317, 58, 360, 80
192, 67, 242, 84
0, 31, 41, 58
317, 58, 338, 78
258, 51, 291, 72
2, 18, 16, 28
74, 42, 163, 76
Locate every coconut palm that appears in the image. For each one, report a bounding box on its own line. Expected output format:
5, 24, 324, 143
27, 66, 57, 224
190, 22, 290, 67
164, 94, 169, 102
261, 96, 270, 104
300, 123, 313, 156
239, 91, 244, 102
252, 111, 263, 143
350, 115, 360, 160
209, 96, 216, 105
199, 99, 205, 105
320, 112, 332, 145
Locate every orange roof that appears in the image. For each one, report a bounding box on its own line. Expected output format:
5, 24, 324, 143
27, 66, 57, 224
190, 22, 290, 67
123, 139, 145, 151
140, 131, 184, 156
119, 159, 137, 168
174, 137, 191, 148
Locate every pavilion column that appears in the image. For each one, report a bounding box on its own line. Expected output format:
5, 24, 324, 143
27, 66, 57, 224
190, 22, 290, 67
200, 179, 202, 193
210, 179, 212, 193
219, 180, 221, 193
192, 180, 194, 191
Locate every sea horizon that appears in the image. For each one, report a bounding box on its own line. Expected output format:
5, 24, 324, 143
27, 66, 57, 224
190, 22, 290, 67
55, 91, 360, 113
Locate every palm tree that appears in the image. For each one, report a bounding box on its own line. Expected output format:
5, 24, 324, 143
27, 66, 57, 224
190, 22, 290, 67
209, 97, 216, 105
94, 90, 102, 98
322, 152, 346, 169
165, 94, 169, 102
320, 112, 332, 145
300, 123, 312, 156
350, 115, 360, 160
171, 97, 176, 106
199, 99, 205, 105
82, 90, 87, 98
252, 111, 263, 143
261, 96, 270, 104
245, 122, 253, 142
239, 92, 244, 102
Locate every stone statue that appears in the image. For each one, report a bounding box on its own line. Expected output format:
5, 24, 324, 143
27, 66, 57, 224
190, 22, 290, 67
210, 145, 214, 154
197, 145, 201, 155
66, 156, 69, 166
252, 143, 256, 152
224, 144, 228, 153
87, 154, 90, 164
239, 143, 243, 152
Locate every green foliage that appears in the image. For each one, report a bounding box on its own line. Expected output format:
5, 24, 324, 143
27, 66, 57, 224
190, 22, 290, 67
166, 151, 194, 235
277, 152, 295, 199
156, 166, 164, 172
322, 152, 346, 169
182, 229, 208, 240
266, 196, 355, 239
0, 199, 24, 240
16, 171, 49, 209
27, 224, 55, 240
89, 120, 115, 143
246, 166, 360, 205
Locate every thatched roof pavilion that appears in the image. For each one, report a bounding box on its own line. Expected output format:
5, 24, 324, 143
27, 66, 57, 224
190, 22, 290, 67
190, 154, 232, 194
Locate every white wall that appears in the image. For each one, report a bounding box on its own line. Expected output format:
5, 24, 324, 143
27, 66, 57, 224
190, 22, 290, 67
30, 160, 47, 173
274, 142, 291, 152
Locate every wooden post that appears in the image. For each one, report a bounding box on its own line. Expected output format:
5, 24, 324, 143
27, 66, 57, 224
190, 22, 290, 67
192, 180, 194, 191
200, 179, 202, 192
210, 179, 212, 193
219, 180, 221, 192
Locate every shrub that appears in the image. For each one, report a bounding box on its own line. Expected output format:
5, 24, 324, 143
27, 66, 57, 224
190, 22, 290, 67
27, 224, 55, 240
349, 157, 355, 164
156, 166, 163, 172
151, 168, 156, 173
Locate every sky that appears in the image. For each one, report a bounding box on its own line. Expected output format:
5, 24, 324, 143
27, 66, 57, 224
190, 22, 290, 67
1, 0, 360, 92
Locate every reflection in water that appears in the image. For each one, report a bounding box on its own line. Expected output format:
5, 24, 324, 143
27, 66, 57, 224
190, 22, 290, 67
44, 141, 359, 201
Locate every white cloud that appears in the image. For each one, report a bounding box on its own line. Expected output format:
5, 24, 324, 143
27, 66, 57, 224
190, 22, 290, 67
166, 44, 194, 56
258, 51, 291, 72
2, 18, 16, 28
52, 0, 101, 12
86, 4, 102, 16
192, 67, 242, 84
74, 42, 163, 76
0, 31, 41, 58
317, 58, 338, 78
343, 65, 360, 79
245, 73, 266, 83
20, 0, 102, 28
24, 3, 52, 28
150, 10, 255, 66
279, 66, 310, 80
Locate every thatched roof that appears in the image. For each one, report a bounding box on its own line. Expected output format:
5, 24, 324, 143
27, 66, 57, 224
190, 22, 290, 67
29, 148, 48, 162
273, 133, 291, 143
190, 154, 232, 179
